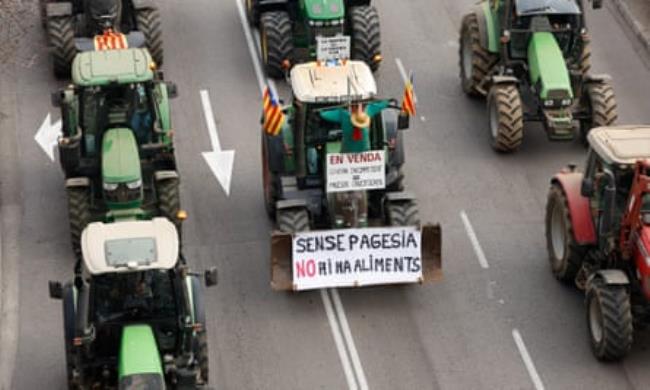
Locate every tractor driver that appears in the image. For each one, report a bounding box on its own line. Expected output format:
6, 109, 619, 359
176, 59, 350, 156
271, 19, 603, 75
129, 84, 153, 144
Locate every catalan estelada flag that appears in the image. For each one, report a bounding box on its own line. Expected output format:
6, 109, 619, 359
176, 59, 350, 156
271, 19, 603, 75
94, 29, 128, 51
401, 74, 416, 116
263, 86, 285, 136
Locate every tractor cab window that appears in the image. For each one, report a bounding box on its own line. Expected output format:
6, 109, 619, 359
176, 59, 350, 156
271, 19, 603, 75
515, 0, 580, 16
92, 270, 177, 324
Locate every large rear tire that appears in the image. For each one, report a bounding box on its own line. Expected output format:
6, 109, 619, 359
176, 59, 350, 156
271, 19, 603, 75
67, 186, 91, 259
459, 13, 498, 97
349, 6, 381, 71
260, 11, 293, 79
386, 201, 420, 227
156, 176, 181, 228
47, 15, 76, 79
277, 208, 310, 233
136, 7, 164, 66
195, 331, 209, 384
487, 84, 524, 153
545, 184, 586, 283
581, 81, 617, 137
586, 278, 633, 361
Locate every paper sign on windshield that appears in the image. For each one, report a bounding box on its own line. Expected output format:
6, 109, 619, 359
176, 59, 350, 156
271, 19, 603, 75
292, 226, 423, 290
326, 151, 385, 193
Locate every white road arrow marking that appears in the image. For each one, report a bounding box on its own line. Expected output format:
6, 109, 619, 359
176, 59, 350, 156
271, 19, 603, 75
200, 89, 235, 196
34, 113, 62, 161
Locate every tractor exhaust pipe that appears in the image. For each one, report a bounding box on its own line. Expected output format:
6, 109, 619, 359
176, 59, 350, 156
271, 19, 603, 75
599, 169, 616, 252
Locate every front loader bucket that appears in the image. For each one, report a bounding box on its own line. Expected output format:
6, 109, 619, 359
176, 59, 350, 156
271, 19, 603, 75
270, 224, 442, 291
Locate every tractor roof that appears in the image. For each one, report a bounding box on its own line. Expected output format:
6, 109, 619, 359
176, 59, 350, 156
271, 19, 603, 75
72, 48, 154, 87
516, 0, 581, 15
290, 61, 377, 103
81, 218, 179, 275
588, 126, 650, 165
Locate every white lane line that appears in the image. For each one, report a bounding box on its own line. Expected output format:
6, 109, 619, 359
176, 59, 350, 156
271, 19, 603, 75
512, 329, 545, 390
330, 288, 369, 390
235, 0, 272, 93
199, 90, 222, 151
320, 289, 358, 390
460, 210, 489, 269
234, 2, 366, 388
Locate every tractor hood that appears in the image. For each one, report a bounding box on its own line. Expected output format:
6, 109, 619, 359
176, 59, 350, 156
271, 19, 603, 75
301, 0, 345, 20
527, 32, 573, 100
516, 0, 581, 15
102, 128, 142, 185
118, 325, 165, 390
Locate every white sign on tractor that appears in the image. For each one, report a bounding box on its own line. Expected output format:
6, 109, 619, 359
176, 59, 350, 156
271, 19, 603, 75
316, 35, 351, 62
291, 226, 423, 291
326, 151, 385, 193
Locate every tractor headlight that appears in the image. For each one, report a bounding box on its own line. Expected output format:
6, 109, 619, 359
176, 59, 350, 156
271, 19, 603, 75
561, 98, 572, 107
543, 100, 554, 107
103, 182, 119, 191
126, 179, 142, 190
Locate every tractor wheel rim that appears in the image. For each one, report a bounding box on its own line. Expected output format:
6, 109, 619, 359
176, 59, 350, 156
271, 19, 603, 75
461, 33, 473, 82
551, 200, 566, 261
589, 293, 603, 344
489, 96, 499, 139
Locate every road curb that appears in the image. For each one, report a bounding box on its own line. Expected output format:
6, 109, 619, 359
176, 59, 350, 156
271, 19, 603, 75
610, 0, 650, 52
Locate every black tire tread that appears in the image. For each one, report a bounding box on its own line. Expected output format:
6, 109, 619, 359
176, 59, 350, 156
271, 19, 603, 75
349, 6, 381, 71
587, 82, 618, 129
136, 7, 164, 66
67, 186, 91, 259
277, 208, 310, 233
387, 201, 420, 227
156, 177, 181, 227
488, 84, 524, 152
459, 13, 498, 97
545, 183, 585, 283
48, 15, 76, 78
260, 11, 293, 79
588, 279, 633, 361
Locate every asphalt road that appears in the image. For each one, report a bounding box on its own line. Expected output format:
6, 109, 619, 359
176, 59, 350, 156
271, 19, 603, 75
3, 0, 650, 389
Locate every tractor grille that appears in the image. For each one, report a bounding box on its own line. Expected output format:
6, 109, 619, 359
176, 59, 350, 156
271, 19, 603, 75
104, 184, 141, 204
311, 25, 344, 40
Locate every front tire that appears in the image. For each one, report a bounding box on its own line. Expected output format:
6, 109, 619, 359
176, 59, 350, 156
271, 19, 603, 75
487, 84, 524, 153
459, 13, 498, 97
586, 278, 633, 361
47, 15, 76, 79
545, 183, 586, 283
581, 81, 617, 138
277, 208, 310, 233
136, 7, 164, 66
67, 186, 91, 259
349, 6, 381, 71
260, 11, 293, 79
156, 176, 181, 228
386, 200, 420, 227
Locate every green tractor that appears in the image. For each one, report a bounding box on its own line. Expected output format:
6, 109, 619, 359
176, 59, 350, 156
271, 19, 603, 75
52, 48, 181, 257
43, 0, 163, 77
48, 217, 218, 388
261, 61, 441, 290
246, 0, 382, 77
459, 0, 617, 152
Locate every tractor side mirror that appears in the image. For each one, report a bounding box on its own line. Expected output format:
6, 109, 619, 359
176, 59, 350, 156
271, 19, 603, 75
581, 178, 594, 197
204, 267, 218, 287
397, 113, 410, 130
592, 0, 603, 9
51, 90, 63, 108
166, 82, 178, 99
49, 281, 63, 300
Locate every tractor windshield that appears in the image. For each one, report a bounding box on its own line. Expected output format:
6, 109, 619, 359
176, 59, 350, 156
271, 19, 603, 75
92, 270, 177, 323
515, 0, 581, 15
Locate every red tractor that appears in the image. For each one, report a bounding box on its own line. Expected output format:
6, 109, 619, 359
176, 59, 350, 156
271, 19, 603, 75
546, 126, 650, 361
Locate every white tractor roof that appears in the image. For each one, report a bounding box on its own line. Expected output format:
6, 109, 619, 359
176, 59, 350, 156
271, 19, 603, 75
290, 61, 377, 103
81, 218, 179, 275
589, 126, 650, 165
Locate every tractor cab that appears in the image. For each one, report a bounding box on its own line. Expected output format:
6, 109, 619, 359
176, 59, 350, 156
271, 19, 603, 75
48, 218, 217, 388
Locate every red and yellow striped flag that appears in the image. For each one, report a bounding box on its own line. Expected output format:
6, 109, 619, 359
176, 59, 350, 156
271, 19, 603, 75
401, 75, 416, 116
263, 86, 285, 136
94, 29, 128, 51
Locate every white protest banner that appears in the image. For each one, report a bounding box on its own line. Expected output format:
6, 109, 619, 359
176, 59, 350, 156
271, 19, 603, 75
316, 35, 351, 62
326, 151, 385, 193
292, 226, 422, 290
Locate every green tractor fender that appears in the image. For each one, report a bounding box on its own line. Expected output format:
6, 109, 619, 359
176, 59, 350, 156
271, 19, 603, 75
472, 3, 499, 54
118, 325, 165, 389
153, 82, 172, 131
527, 32, 573, 100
